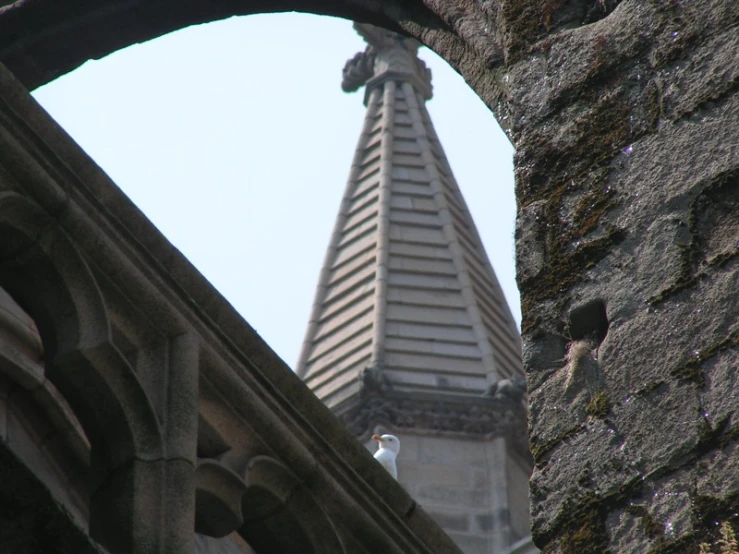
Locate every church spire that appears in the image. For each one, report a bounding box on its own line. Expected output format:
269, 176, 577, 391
296, 28, 534, 551
297, 23, 522, 411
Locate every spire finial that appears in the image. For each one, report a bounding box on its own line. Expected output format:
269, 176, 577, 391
341, 23, 432, 103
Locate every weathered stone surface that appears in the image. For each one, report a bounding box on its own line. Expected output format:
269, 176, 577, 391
496, 1, 739, 551
365, 430, 533, 552
0, 0, 737, 552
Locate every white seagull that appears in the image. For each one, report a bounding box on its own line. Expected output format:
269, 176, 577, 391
372, 433, 400, 479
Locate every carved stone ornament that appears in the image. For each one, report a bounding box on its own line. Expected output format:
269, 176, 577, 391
341, 22, 432, 101
338, 389, 530, 461
359, 365, 392, 397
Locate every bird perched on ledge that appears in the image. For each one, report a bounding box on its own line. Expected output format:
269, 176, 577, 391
372, 434, 400, 479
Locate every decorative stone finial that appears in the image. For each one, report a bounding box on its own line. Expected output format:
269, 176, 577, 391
341, 23, 432, 103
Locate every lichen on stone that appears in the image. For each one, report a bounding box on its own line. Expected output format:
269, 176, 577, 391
585, 391, 611, 419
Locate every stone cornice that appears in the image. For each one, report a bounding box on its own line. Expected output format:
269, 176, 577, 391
336, 388, 532, 463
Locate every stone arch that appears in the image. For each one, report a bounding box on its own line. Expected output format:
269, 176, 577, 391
0, 2, 482, 105
0, 192, 163, 549
0, 196, 108, 358
0, 287, 91, 532
194, 459, 249, 538
239, 455, 345, 554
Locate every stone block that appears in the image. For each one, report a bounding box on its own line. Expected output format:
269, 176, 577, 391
471, 469, 488, 490
399, 461, 470, 488
384, 367, 485, 393
396, 432, 419, 462
476, 513, 494, 533
428, 510, 470, 532
308, 327, 372, 369
389, 210, 441, 228
515, 200, 547, 285
327, 244, 376, 282
392, 138, 422, 155
530, 419, 641, 541
605, 506, 653, 554
384, 349, 484, 374
320, 267, 376, 307
605, 469, 695, 551
331, 232, 376, 269
696, 442, 739, 504
386, 321, 476, 343
386, 287, 466, 309
419, 436, 490, 467
394, 155, 426, 174
387, 255, 455, 275
506, 460, 532, 539
389, 195, 413, 210
634, 216, 691, 302
648, 475, 693, 542
338, 216, 377, 248
417, 484, 489, 507
695, 283, 739, 425
445, 532, 493, 554
388, 224, 445, 245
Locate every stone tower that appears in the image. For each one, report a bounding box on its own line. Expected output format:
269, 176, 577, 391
297, 24, 535, 554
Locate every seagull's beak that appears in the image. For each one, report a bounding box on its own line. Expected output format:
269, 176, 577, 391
372, 434, 382, 442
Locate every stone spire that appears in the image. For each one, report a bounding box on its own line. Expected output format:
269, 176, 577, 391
296, 24, 535, 553
296, 23, 523, 410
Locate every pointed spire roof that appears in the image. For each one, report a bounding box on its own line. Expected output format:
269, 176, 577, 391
297, 24, 522, 411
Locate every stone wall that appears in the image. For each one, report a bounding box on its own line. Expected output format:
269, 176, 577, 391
366, 433, 533, 553
506, 2, 739, 552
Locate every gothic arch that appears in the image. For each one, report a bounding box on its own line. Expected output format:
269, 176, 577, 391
239, 455, 346, 554
0, 2, 481, 106
0, 193, 108, 357
194, 459, 249, 538
0, 286, 90, 528
0, 192, 161, 459
0, 192, 164, 549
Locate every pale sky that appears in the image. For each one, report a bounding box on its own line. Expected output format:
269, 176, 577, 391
32, 13, 518, 369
